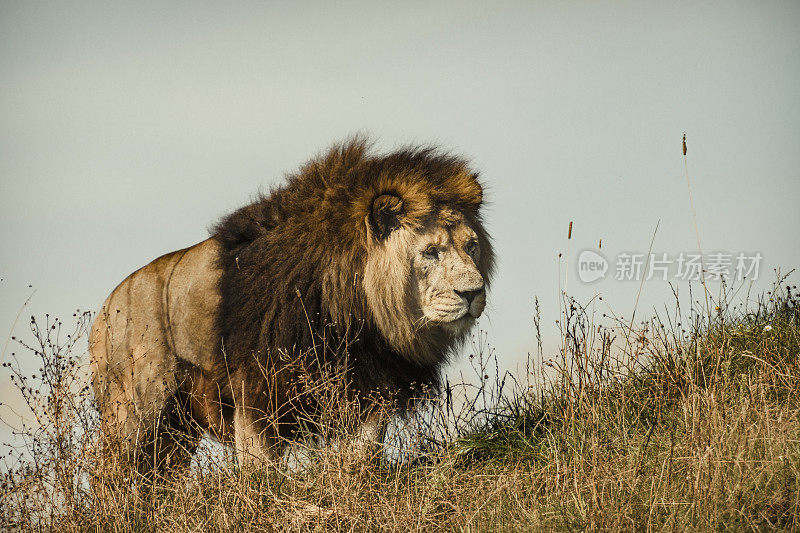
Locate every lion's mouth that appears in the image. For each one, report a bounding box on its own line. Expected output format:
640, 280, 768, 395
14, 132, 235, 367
423, 298, 484, 329
437, 312, 475, 333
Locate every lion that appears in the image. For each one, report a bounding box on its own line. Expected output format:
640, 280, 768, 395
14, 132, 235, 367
89, 138, 494, 474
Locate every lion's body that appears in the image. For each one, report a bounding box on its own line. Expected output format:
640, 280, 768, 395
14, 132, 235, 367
90, 139, 494, 472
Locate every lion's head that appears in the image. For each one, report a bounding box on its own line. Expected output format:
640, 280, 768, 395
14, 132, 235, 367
358, 166, 494, 365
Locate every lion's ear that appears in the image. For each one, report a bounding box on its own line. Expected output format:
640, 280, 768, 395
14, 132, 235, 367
368, 194, 404, 241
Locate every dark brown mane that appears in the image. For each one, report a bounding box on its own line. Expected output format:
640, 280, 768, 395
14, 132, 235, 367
210, 137, 491, 426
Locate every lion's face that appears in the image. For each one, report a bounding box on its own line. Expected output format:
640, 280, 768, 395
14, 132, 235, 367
412, 207, 485, 331
363, 201, 489, 364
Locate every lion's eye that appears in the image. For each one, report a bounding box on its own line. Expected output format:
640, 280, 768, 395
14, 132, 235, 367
466, 240, 479, 256
422, 246, 439, 260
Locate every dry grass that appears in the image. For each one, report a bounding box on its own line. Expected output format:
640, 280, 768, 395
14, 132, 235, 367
1, 276, 798, 532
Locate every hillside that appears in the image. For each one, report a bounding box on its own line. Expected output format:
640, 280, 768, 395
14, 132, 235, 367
1, 279, 798, 531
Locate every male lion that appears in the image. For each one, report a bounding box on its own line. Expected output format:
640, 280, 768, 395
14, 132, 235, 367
90, 139, 494, 474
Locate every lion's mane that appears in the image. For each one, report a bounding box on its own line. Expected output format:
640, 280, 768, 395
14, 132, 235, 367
211, 138, 493, 420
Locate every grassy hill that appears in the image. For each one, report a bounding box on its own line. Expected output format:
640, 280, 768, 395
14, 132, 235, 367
1, 279, 798, 531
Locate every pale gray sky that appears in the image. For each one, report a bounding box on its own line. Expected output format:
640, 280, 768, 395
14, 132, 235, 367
2, 1, 799, 441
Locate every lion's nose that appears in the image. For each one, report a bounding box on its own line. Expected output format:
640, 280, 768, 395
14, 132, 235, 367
455, 288, 483, 305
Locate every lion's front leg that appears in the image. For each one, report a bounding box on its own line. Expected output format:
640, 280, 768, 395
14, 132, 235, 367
233, 406, 282, 468
349, 411, 387, 461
